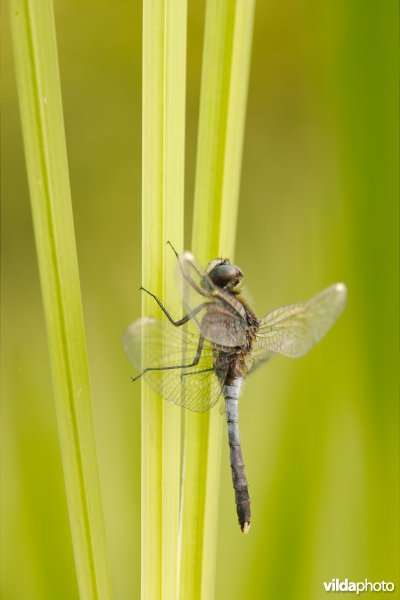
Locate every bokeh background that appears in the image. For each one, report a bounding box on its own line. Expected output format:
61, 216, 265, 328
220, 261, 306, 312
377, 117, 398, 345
2, 1, 398, 599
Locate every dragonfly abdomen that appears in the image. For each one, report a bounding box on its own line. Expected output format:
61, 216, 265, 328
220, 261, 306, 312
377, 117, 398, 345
224, 377, 251, 534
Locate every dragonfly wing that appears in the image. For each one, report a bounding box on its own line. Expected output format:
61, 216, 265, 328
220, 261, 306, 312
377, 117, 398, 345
178, 251, 248, 347
199, 305, 248, 348
245, 347, 276, 374
178, 251, 212, 300
122, 317, 228, 413
255, 283, 347, 358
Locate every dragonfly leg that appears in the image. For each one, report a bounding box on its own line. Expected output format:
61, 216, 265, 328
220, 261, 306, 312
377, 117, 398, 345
166, 240, 205, 284
166, 240, 179, 257
181, 367, 214, 378
140, 286, 210, 326
131, 336, 204, 382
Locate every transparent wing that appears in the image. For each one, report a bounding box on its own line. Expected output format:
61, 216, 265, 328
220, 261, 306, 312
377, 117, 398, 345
197, 304, 248, 348
245, 347, 276, 373
122, 317, 228, 413
255, 283, 347, 358
177, 251, 248, 347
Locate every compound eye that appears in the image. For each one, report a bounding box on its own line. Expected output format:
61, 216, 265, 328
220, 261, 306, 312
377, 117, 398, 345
209, 264, 241, 288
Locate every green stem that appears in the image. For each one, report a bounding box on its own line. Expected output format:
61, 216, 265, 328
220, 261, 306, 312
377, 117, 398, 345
163, 1, 187, 599
8, 1, 113, 598
142, 1, 186, 598
179, 1, 255, 598
141, 3, 164, 598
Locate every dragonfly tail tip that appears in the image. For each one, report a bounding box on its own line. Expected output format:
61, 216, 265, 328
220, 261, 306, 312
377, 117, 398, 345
241, 522, 251, 534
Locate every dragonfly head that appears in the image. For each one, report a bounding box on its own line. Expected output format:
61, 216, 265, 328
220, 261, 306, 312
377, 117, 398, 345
203, 258, 243, 291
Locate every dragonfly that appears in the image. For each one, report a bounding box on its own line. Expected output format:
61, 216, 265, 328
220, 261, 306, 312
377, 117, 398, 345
122, 245, 347, 534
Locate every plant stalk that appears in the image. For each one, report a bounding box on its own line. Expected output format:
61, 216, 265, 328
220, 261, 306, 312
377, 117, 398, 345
179, 1, 255, 599
8, 1, 113, 598
142, 1, 186, 598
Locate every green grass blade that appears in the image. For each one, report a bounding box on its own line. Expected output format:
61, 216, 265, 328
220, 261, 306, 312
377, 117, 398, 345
163, 1, 187, 599
8, 1, 113, 598
142, 3, 164, 598
179, 1, 255, 599
142, 1, 186, 598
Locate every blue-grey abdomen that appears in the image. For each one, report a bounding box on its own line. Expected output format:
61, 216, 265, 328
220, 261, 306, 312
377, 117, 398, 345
224, 377, 251, 533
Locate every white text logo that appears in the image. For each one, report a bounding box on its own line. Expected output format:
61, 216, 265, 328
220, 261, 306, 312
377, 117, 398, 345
323, 579, 395, 595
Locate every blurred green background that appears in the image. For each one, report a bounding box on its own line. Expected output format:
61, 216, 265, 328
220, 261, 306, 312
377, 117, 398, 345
2, 1, 398, 599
